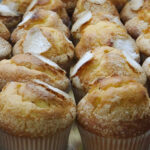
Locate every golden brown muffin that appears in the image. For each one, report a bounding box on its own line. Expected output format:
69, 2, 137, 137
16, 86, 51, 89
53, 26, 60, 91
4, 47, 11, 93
73, 0, 119, 22
2, 0, 33, 14
71, 11, 123, 42
26, 0, 69, 25
13, 27, 74, 70
0, 53, 69, 91
121, 0, 149, 39
11, 9, 70, 43
70, 47, 146, 100
110, 0, 128, 11
77, 76, 150, 138
75, 21, 139, 61
0, 3, 21, 31
0, 80, 76, 137
0, 37, 12, 60
62, 0, 77, 13
0, 21, 10, 40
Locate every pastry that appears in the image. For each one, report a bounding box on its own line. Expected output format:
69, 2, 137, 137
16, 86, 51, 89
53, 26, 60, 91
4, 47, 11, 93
11, 9, 70, 43
0, 53, 70, 91
13, 27, 74, 70
75, 21, 139, 62
77, 76, 150, 150
0, 80, 76, 150
70, 46, 146, 101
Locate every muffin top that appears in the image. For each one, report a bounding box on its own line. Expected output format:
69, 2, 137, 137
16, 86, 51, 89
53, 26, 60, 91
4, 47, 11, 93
11, 9, 69, 43
77, 77, 150, 138
73, 0, 118, 21
0, 80, 76, 137
75, 21, 139, 61
71, 46, 146, 92
0, 53, 69, 91
13, 26, 74, 69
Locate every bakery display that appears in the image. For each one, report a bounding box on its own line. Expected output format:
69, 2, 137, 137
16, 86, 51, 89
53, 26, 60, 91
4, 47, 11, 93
11, 9, 70, 43
77, 77, 150, 150
13, 26, 74, 70
0, 0, 149, 149
70, 46, 146, 100
0, 80, 76, 150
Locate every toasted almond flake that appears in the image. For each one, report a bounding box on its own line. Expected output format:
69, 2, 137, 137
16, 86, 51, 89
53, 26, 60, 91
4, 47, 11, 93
104, 14, 122, 25
64, 34, 72, 44
88, 0, 106, 4
123, 51, 143, 73
18, 11, 34, 26
23, 28, 51, 54
113, 38, 139, 61
0, 4, 19, 16
27, 0, 38, 11
33, 79, 71, 100
72, 11, 92, 32
33, 54, 65, 72
131, 0, 143, 11
70, 51, 93, 77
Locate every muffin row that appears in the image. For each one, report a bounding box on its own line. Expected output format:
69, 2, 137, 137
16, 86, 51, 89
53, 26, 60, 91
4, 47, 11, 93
70, 0, 150, 150
0, 0, 77, 150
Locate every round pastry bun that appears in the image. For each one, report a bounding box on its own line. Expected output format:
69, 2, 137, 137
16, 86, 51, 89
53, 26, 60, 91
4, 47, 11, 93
0, 53, 70, 91
75, 21, 139, 61
0, 80, 76, 137
71, 46, 146, 100
13, 26, 74, 70
77, 76, 150, 138
11, 9, 70, 43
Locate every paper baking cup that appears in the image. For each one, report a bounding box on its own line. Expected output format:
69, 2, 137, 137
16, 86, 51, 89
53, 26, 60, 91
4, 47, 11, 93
79, 126, 150, 150
0, 127, 71, 150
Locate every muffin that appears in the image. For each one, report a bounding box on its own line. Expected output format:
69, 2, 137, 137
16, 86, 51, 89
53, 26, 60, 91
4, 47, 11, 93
0, 21, 10, 40
13, 26, 74, 70
0, 3, 21, 31
75, 21, 139, 62
0, 80, 76, 150
70, 46, 146, 101
2, 0, 33, 14
121, 0, 149, 39
71, 12, 122, 43
0, 37, 12, 60
26, 0, 69, 25
11, 9, 70, 43
77, 77, 150, 150
73, 0, 119, 22
0, 53, 69, 91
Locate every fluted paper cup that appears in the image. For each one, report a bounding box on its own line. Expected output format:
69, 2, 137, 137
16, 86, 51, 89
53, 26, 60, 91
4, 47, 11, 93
0, 127, 71, 150
79, 126, 150, 150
